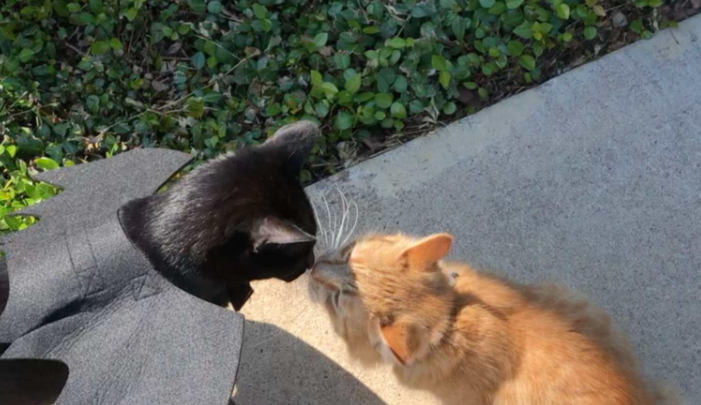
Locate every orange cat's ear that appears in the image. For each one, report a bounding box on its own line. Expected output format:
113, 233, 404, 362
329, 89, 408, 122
400, 233, 453, 271
380, 322, 422, 366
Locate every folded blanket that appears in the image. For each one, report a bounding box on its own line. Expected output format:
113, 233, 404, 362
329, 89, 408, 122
0, 149, 244, 405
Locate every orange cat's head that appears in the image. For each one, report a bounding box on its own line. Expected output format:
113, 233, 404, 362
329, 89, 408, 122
308, 233, 456, 367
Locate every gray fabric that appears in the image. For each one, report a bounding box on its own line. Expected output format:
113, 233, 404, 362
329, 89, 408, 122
9, 148, 190, 240
0, 149, 244, 405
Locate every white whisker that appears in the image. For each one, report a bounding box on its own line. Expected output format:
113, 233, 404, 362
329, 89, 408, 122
331, 203, 338, 249
335, 185, 349, 248
324, 192, 337, 248
341, 200, 359, 246
324, 228, 334, 250
310, 199, 327, 249
322, 193, 334, 250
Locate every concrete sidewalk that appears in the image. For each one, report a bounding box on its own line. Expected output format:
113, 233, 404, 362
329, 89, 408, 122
235, 15, 701, 405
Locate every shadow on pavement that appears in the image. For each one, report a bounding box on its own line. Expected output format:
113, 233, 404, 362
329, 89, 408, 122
233, 320, 387, 405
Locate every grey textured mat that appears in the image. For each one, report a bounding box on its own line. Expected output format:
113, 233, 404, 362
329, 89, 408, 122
1, 149, 244, 405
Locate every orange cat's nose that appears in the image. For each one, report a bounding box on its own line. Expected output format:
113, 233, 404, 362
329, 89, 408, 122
309, 260, 324, 274
309, 260, 330, 281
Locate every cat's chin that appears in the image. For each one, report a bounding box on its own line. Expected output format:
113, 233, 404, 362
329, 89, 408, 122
347, 345, 383, 368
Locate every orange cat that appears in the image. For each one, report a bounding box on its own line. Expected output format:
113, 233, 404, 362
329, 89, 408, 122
308, 233, 680, 405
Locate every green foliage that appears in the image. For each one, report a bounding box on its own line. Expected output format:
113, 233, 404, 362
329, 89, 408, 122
0, 139, 60, 236
0, 0, 682, 230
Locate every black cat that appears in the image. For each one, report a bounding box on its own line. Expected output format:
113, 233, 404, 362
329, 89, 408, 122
120, 121, 319, 310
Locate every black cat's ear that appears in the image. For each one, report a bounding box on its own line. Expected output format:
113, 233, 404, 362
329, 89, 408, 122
0, 359, 69, 405
251, 217, 315, 251
262, 120, 320, 173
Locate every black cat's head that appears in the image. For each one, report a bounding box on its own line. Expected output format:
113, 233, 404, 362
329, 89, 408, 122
122, 121, 320, 294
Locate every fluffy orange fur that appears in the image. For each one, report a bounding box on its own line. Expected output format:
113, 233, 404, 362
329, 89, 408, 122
308, 233, 680, 405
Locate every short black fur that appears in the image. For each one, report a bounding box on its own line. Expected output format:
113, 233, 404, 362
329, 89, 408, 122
120, 121, 319, 310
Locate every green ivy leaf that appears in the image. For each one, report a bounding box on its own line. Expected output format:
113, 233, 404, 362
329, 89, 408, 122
89, 0, 104, 13
192, 52, 206, 69
36, 157, 60, 171
252, 4, 268, 19
375, 93, 394, 109
388, 38, 406, 49
411, 4, 437, 17
432, 55, 448, 71
124, 8, 138, 21
506, 0, 524, 9
335, 111, 354, 130
207, 1, 223, 14
18, 49, 34, 63
17, 137, 44, 155
187, 98, 205, 118
452, 17, 467, 41
266, 103, 282, 116
86, 95, 100, 114
482, 63, 496, 76
439, 71, 451, 89
71, 12, 95, 26
390, 102, 407, 119
519, 55, 536, 71
513, 22, 533, 39
489, 2, 506, 14
507, 40, 524, 56
584, 26, 597, 39
320, 82, 339, 95
54, 1, 70, 17
345, 73, 362, 94
315, 101, 330, 117
299, 169, 312, 184
479, 0, 496, 8
443, 102, 457, 115
394, 76, 408, 93
313, 33, 329, 48
334, 54, 351, 69
110, 38, 123, 50
91, 41, 111, 55
310, 71, 324, 88
556, 4, 570, 19
533, 42, 544, 57
630, 19, 644, 34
